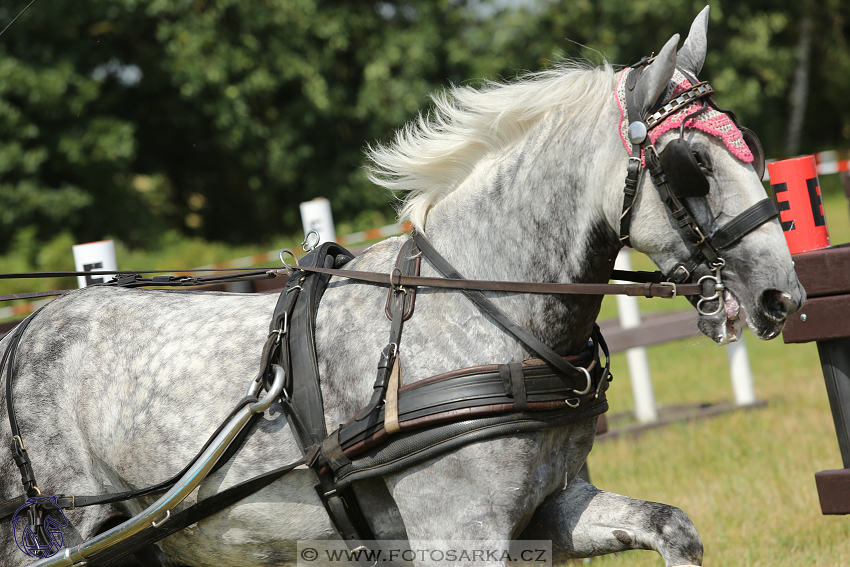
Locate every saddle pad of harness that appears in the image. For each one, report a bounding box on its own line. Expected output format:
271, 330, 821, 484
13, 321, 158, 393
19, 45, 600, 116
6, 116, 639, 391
335, 346, 606, 456
332, 401, 608, 489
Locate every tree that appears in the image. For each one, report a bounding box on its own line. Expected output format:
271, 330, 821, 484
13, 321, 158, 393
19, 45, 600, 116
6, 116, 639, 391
0, 0, 848, 253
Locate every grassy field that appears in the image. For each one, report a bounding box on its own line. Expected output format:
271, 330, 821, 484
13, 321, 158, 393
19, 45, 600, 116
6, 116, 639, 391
585, 175, 850, 566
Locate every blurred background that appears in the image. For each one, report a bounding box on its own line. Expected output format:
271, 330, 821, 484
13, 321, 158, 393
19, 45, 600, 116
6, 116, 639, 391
0, 0, 847, 268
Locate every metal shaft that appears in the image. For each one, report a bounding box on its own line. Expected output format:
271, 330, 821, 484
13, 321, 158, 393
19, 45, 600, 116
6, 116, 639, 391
27, 365, 285, 567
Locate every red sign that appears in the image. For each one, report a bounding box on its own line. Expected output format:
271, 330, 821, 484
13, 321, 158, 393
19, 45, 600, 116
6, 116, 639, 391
768, 155, 830, 254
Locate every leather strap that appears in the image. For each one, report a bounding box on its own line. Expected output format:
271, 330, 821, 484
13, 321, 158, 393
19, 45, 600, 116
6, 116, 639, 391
619, 158, 642, 247
508, 362, 527, 410
288, 264, 697, 298
413, 231, 599, 388
355, 239, 419, 422
385, 240, 420, 321
384, 357, 402, 434
710, 198, 778, 250
78, 458, 306, 567
279, 243, 354, 452
334, 339, 605, 456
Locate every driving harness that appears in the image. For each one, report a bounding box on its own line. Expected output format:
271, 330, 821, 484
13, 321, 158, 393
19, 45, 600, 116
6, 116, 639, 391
0, 57, 784, 565
0, 233, 613, 564
262, 233, 611, 548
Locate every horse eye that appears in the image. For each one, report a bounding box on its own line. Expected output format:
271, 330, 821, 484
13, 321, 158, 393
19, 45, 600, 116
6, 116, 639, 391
693, 151, 712, 175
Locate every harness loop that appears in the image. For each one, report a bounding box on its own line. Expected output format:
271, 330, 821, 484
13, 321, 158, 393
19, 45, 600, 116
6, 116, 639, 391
279, 249, 298, 275
301, 230, 320, 252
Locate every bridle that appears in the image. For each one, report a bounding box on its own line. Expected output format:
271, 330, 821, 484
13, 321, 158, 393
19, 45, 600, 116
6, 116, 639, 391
618, 58, 778, 316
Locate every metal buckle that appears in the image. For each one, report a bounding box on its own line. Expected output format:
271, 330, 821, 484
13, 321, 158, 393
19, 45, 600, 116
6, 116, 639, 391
389, 267, 405, 293
572, 367, 592, 396
385, 343, 398, 359
268, 313, 288, 343
658, 281, 677, 299
12, 435, 25, 452
670, 264, 690, 283
692, 225, 706, 246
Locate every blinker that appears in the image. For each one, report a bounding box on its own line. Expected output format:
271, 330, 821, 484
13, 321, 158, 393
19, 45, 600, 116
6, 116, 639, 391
658, 138, 710, 198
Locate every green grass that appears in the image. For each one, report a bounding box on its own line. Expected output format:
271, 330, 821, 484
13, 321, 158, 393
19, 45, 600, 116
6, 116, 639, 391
585, 175, 850, 566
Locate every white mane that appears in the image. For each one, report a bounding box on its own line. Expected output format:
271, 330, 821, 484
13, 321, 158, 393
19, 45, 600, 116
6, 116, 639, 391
367, 61, 616, 229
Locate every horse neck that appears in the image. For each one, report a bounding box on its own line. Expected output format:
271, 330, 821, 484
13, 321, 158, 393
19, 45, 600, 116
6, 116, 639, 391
420, 107, 623, 354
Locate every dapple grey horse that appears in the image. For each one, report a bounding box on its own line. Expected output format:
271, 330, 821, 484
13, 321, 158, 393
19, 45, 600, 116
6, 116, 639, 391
1, 8, 803, 566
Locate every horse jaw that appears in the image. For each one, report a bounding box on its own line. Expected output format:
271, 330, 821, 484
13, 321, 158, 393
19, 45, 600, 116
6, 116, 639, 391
690, 226, 806, 345
696, 285, 803, 345
696, 288, 744, 346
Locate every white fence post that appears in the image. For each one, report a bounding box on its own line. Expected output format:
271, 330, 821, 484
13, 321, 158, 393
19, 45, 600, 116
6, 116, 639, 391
72, 240, 118, 288
299, 197, 336, 245
726, 336, 757, 406
614, 249, 658, 423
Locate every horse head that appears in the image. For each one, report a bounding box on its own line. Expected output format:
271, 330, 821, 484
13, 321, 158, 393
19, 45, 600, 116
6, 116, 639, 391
619, 6, 805, 345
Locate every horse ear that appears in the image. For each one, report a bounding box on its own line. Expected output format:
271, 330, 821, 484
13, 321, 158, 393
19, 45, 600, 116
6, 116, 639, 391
633, 34, 679, 116
677, 6, 710, 77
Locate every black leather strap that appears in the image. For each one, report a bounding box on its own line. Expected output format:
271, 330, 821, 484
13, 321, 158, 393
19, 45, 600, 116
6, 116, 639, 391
620, 66, 648, 247
81, 458, 306, 567
619, 158, 642, 247
335, 342, 605, 453
279, 243, 354, 452
711, 198, 778, 250
508, 362, 527, 410
413, 231, 593, 388
355, 238, 419, 422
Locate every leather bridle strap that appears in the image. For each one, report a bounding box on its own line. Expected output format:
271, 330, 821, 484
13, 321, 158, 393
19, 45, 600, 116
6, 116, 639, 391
710, 198, 779, 250
413, 231, 595, 389
666, 198, 779, 284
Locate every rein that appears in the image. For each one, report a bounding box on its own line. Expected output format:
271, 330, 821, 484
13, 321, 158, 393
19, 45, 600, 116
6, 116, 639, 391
0, 263, 707, 305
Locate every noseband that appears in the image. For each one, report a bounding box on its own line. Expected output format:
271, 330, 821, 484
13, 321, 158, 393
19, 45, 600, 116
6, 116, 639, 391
618, 59, 778, 316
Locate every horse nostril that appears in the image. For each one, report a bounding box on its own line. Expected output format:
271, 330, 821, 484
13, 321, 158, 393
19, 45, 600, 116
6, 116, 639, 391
761, 289, 794, 321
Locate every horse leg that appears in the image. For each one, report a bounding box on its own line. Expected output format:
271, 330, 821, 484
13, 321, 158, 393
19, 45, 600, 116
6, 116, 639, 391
381, 434, 576, 566
521, 477, 703, 566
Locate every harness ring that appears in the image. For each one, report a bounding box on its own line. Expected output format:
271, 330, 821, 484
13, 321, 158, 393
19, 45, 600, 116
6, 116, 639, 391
572, 367, 593, 396
279, 249, 298, 274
